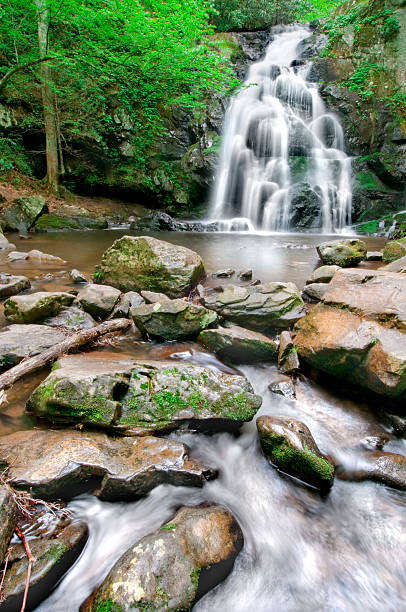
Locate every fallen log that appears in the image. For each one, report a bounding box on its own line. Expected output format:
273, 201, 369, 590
0, 318, 132, 392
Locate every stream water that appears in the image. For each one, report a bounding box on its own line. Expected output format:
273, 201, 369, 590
3, 229, 406, 612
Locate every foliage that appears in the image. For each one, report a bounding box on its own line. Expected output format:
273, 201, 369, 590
210, 0, 312, 31
302, 0, 343, 21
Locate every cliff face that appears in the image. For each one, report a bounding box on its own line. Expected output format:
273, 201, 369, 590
300, 0, 406, 227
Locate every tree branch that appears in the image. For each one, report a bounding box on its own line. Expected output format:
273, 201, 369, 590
0, 56, 61, 91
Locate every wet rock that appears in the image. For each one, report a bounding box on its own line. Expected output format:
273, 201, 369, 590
214, 268, 235, 278
27, 353, 262, 434
0, 273, 30, 298
0, 430, 214, 500
70, 269, 88, 283
238, 269, 253, 280
0, 485, 17, 565
34, 207, 108, 231
43, 305, 96, 331
269, 378, 296, 400
94, 235, 205, 297
110, 291, 145, 318
0, 227, 14, 250
2, 195, 47, 232
278, 331, 299, 374
77, 283, 121, 318
82, 505, 243, 612
8, 250, 66, 264
202, 282, 306, 330
0, 324, 67, 367
305, 265, 340, 284
360, 435, 389, 451
381, 255, 406, 273
337, 451, 406, 492
303, 282, 329, 301
131, 299, 219, 340
4, 292, 75, 324
295, 304, 406, 402
7, 250, 28, 261
366, 251, 383, 261
129, 210, 219, 233
198, 324, 278, 363
388, 414, 406, 437
140, 290, 169, 303
1, 506, 87, 612
257, 415, 334, 490
383, 237, 406, 263
317, 239, 367, 267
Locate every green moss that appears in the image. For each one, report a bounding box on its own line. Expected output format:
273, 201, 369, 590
42, 542, 68, 565
160, 522, 177, 531
190, 567, 201, 590
95, 600, 123, 612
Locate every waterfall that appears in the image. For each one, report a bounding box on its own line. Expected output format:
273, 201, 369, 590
209, 25, 352, 233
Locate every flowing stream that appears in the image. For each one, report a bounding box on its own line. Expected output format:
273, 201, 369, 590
210, 26, 352, 233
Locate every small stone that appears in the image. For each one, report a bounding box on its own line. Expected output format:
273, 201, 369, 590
249, 279, 261, 286
278, 330, 299, 373
27, 249, 66, 264
269, 379, 296, 400
0, 273, 30, 298
110, 291, 145, 318
303, 282, 329, 301
140, 290, 170, 303
4, 292, 75, 324
70, 269, 88, 283
306, 265, 340, 284
214, 268, 235, 278
366, 251, 383, 261
238, 269, 253, 280
77, 283, 121, 318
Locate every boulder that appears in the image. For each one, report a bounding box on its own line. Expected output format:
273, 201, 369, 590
381, 255, 406, 273
1, 506, 87, 612
70, 269, 88, 283
238, 269, 253, 280
81, 505, 242, 612
257, 415, 334, 490
0, 430, 214, 500
366, 251, 383, 261
269, 378, 296, 400
198, 324, 278, 363
305, 265, 340, 284
337, 451, 406, 492
43, 306, 96, 331
25, 249, 66, 264
4, 291, 75, 323
140, 290, 170, 303
26, 353, 262, 434
202, 283, 306, 330
382, 237, 406, 263
0, 324, 67, 367
93, 235, 205, 297
110, 291, 145, 318
278, 330, 299, 374
302, 282, 329, 301
0, 273, 30, 298
77, 283, 121, 318
0, 485, 17, 565
131, 299, 219, 340
34, 205, 108, 231
317, 239, 367, 267
129, 210, 219, 233
2, 195, 47, 232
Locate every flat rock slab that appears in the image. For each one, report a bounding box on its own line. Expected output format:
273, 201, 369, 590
77, 283, 121, 318
82, 505, 243, 612
202, 282, 305, 330
27, 353, 262, 433
0, 485, 17, 565
4, 291, 75, 323
131, 299, 219, 340
198, 324, 278, 363
0, 273, 30, 298
322, 268, 406, 330
94, 235, 205, 298
0, 430, 215, 500
317, 239, 367, 267
43, 305, 96, 331
295, 304, 406, 401
0, 324, 67, 367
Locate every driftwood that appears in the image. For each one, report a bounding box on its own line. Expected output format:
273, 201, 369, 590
0, 318, 132, 392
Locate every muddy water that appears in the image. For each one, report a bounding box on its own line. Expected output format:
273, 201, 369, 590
2, 230, 404, 612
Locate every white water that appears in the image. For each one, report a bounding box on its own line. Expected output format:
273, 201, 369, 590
210, 26, 352, 233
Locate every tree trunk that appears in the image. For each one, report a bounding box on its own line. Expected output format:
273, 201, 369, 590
34, 0, 59, 194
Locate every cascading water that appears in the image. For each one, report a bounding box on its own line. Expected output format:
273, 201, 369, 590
210, 25, 352, 233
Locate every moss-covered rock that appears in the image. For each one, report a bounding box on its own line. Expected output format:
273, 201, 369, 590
4, 292, 75, 323
35, 208, 108, 231
1, 195, 47, 232
257, 415, 334, 490
198, 324, 278, 363
382, 236, 406, 262
94, 235, 205, 298
26, 353, 262, 433
317, 238, 367, 266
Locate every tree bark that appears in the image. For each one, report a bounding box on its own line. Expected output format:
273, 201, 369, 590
0, 319, 132, 392
34, 0, 59, 193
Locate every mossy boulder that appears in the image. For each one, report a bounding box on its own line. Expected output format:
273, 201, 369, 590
2, 195, 47, 232
131, 299, 219, 340
26, 353, 262, 434
4, 292, 75, 324
94, 235, 205, 298
317, 239, 367, 267
257, 415, 334, 491
81, 505, 243, 612
198, 324, 278, 363
35, 209, 108, 232
382, 237, 406, 262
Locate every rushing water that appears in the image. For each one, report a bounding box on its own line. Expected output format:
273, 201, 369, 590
210, 26, 352, 233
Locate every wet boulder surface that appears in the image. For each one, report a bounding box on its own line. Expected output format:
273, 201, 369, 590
26, 353, 262, 434
4, 291, 75, 324
257, 416, 335, 491
0, 273, 30, 298
94, 235, 205, 297
317, 239, 367, 267
82, 505, 243, 612
337, 451, 406, 492
198, 324, 278, 363
0, 324, 67, 367
202, 282, 306, 330
0, 429, 214, 500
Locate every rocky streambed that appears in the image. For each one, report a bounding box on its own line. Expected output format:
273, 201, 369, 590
1, 228, 406, 611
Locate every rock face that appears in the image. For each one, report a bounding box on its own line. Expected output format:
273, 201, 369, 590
202, 283, 306, 330
0, 430, 214, 500
0, 324, 67, 367
257, 416, 334, 490
0, 485, 17, 565
2, 195, 47, 232
198, 324, 278, 363
1, 507, 87, 612
4, 291, 75, 323
317, 239, 367, 267
0, 273, 30, 298
43, 306, 96, 331
77, 283, 121, 318
94, 235, 205, 298
82, 505, 243, 612
131, 299, 219, 340
27, 353, 262, 433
